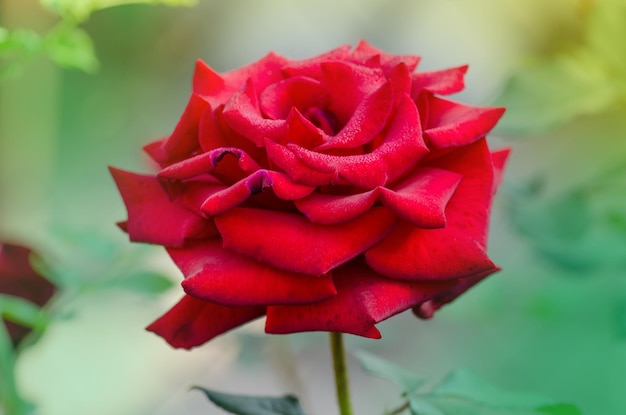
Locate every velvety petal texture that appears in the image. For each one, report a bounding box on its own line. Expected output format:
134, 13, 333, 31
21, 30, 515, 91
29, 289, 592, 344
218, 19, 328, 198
111, 41, 508, 349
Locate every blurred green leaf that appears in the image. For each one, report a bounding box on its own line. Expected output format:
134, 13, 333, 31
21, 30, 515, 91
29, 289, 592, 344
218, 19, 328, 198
40, 0, 197, 22
493, 0, 626, 134
102, 271, 174, 294
538, 404, 583, 415
355, 350, 428, 394
192, 387, 307, 415
404, 369, 581, 415
0, 295, 49, 332
43, 24, 99, 72
431, 369, 555, 410
0, 27, 43, 80
494, 48, 616, 134
0, 323, 31, 415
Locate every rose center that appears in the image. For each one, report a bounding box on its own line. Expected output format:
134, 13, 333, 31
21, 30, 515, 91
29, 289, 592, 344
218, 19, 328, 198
303, 107, 339, 136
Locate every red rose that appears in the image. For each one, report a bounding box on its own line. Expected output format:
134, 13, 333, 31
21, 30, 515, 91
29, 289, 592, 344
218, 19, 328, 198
0, 243, 55, 347
111, 41, 508, 349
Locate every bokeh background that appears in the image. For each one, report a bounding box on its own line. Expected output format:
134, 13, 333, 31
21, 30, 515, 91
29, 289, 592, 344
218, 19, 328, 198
1, 0, 624, 414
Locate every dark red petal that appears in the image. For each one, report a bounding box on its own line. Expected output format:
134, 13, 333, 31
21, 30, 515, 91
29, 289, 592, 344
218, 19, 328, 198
264, 138, 336, 186
265, 258, 451, 338
201, 170, 315, 216
193, 53, 288, 107
167, 240, 336, 306
294, 189, 379, 224
157, 148, 261, 196
352, 40, 421, 72
110, 168, 215, 247
284, 108, 326, 148
491, 148, 511, 191
282, 45, 353, 79
146, 295, 265, 349
320, 61, 387, 123
222, 79, 286, 145
260, 76, 329, 120
215, 206, 396, 276
411, 65, 468, 96
424, 96, 505, 149
290, 95, 428, 188
315, 81, 393, 151
366, 139, 497, 280
144, 94, 209, 167
413, 266, 500, 319
379, 167, 462, 228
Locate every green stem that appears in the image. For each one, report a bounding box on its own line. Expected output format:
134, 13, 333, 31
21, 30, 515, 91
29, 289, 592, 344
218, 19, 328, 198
329, 332, 353, 415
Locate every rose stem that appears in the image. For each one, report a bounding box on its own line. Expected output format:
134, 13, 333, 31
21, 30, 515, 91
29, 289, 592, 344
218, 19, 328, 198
329, 332, 353, 415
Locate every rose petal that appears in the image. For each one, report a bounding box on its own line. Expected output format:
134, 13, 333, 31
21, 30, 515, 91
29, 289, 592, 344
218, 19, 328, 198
110, 168, 215, 247
265, 258, 452, 338
260, 76, 329, 120
424, 96, 505, 149
166, 239, 336, 306
193, 53, 288, 107
215, 206, 396, 276
491, 148, 511, 191
411, 65, 468, 96
144, 94, 209, 167
315, 81, 393, 151
157, 148, 262, 196
201, 170, 315, 216
379, 167, 462, 228
352, 40, 421, 72
264, 138, 337, 186
294, 189, 379, 224
284, 108, 326, 148
366, 139, 497, 280
146, 295, 265, 349
413, 266, 500, 319
289, 95, 428, 188
222, 79, 286, 145
281, 45, 353, 80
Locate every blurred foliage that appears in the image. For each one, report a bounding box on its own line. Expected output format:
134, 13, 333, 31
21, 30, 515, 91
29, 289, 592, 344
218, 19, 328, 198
355, 352, 581, 415
0, 0, 196, 80
192, 387, 307, 415
494, 0, 626, 275
494, 0, 626, 133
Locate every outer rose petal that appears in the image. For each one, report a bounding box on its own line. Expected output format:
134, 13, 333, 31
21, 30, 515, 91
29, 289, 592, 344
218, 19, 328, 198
169, 240, 336, 306
215, 206, 396, 276
366, 139, 497, 280
379, 167, 462, 229
265, 258, 453, 338
193, 53, 288, 107
352, 40, 421, 72
110, 168, 215, 247
144, 94, 209, 167
413, 266, 499, 319
146, 295, 265, 349
411, 65, 468, 96
424, 95, 505, 149
200, 170, 315, 216
491, 148, 511, 190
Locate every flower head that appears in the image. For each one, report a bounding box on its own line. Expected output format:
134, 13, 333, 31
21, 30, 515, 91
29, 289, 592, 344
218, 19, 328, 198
112, 41, 508, 349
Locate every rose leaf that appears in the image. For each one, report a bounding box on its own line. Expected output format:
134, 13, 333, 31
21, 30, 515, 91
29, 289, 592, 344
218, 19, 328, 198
192, 387, 308, 415
355, 350, 427, 394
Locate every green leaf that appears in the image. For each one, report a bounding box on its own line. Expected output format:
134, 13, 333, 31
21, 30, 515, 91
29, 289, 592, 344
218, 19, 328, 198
43, 24, 99, 72
537, 404, 583, 415
494, 47, 616, 134
355, 350, 427, 394
192, 387, 307, 415
0, 295, 49, 332
432, 368, 555, 410
103, 271, 174, 295
40, 0, 197, 22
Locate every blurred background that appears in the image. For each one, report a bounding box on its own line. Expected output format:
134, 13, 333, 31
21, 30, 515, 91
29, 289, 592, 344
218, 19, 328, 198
1, 0, 624, 414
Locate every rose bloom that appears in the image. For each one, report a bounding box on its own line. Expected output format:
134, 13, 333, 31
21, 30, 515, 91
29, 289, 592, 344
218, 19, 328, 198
0, 242, 55, 347
111, 41, 508, 349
